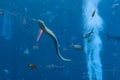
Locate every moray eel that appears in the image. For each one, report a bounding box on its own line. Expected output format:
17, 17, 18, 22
38, 19, 71, 61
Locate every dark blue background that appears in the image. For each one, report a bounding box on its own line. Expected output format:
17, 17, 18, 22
0, 0, 120, 80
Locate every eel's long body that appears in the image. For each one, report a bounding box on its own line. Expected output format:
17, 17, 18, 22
38, 19, 71, 61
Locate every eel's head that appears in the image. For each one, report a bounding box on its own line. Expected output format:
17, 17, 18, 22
38, 19, 46, 30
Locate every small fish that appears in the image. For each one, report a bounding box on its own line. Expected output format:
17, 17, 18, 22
106, 33, 120, 41
33, 44, 39, 50
46, 11, 53, 15
3, 69, 9, 74
24, 8, 28, 12
70, 43, 83, 51
87, 37, 92, 43
92, 9, 96, 17
0, 11, 4, 15
45, 64, 65, 69
83, 28, 94, 38
23, 17, 27, 25
112, 3, 120, 8
63, 48, 68, 51
28, 64, 37, 69
24, 48, 29, 55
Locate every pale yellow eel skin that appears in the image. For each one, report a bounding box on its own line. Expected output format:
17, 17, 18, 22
38, 19, 71, 61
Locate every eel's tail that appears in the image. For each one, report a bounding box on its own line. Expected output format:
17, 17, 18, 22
58, 52, 72, 61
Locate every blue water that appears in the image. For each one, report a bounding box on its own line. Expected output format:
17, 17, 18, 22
0, 0, 120, 80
